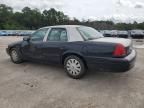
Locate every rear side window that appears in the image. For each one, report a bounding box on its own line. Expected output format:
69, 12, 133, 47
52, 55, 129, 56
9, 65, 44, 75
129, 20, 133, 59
47, 28, 68, 42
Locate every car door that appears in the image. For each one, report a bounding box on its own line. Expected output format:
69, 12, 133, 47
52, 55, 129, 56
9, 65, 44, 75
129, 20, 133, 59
21, 28, 49, 60
39, 28, 68, 63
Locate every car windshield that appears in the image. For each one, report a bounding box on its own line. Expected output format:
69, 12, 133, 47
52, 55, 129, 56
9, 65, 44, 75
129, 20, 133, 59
77, 26, 104, 40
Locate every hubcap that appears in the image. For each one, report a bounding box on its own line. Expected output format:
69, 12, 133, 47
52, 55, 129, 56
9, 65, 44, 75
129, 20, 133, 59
66, 59, 81, 76
11, 50, 18, 62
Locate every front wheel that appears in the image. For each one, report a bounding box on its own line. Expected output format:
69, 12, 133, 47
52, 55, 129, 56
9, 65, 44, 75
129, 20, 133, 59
64, 55, 86, 79
10, 48, 23, 64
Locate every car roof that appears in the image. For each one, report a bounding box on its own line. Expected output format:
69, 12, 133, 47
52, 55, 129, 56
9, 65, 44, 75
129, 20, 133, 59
41, 25, 84, 29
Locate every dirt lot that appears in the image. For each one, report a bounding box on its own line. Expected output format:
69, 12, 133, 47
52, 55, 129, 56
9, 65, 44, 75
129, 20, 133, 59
0, 37, 144, 108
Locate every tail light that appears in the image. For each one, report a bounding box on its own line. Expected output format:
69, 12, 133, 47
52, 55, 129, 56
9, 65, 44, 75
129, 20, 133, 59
113, 44, 126, 57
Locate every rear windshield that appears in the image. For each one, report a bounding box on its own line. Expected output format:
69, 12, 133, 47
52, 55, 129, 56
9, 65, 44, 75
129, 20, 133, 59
77, 26, 104, 40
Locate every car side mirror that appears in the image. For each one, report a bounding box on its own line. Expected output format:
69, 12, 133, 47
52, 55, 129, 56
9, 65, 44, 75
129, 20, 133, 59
23, 37, 30, 41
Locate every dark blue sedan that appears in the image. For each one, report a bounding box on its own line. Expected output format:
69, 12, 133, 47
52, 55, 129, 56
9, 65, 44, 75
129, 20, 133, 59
6, 25, 136, 79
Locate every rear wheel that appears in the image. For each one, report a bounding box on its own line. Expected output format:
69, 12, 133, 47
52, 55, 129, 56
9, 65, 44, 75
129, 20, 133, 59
64, 55, 86, 79
10, 48, 23, 64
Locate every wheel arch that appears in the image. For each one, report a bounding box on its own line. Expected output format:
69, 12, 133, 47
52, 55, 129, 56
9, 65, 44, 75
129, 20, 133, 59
9, 45, 19, 53
9, 45, 23, 57
62, 51, 88, 69
8, 46, 15, 55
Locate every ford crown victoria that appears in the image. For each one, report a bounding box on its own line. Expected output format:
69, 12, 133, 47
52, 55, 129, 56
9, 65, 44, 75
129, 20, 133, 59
6, 25, 136, 79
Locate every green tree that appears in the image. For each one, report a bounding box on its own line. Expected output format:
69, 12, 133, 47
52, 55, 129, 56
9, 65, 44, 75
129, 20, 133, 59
21, 7, 42, 29
0, 4, 13, 29
0, 4, 144, 30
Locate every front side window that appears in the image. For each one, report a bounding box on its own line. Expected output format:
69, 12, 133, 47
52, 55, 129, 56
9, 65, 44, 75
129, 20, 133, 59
47, 28, 68, 42
77, 26, 104, 40
31, 28, 48, 41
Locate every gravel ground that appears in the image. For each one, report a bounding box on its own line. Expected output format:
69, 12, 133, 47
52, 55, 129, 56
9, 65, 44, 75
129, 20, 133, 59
0, 37, 144, 108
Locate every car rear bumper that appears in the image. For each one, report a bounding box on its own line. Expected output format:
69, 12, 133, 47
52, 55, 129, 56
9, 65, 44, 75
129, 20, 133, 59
86, 49, 136, 72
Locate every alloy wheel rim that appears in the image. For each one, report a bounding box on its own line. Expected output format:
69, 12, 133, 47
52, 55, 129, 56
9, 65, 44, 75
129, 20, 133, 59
66, 59, 81, 76
11, 50, 18, 62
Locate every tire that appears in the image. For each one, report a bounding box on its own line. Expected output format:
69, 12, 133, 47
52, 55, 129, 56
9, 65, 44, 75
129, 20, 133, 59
64, 55, 86, 79
10, 48, 23, 64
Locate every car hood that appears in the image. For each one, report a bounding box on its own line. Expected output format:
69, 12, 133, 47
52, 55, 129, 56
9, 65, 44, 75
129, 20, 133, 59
89, 37, 132, 47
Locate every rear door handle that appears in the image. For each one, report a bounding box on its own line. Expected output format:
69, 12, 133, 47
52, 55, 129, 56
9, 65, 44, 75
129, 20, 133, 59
60, 46, 66, 50
60, 47, 64, 50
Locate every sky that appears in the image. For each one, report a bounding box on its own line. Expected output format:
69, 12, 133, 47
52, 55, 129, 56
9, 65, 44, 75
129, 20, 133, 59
0, 0, 144, 23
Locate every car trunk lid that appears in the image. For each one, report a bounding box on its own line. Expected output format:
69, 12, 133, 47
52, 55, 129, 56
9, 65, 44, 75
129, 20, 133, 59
89, 37, 132, 57
89, 37, 132, 47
